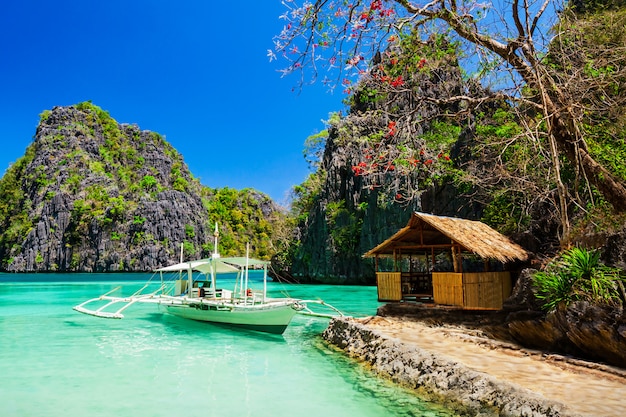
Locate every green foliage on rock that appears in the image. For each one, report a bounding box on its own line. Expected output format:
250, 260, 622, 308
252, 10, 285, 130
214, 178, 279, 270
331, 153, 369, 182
203, 187, 278, 260
0, 147, 35, 254
533, 247, 625, 311
0, 102, 282, 271
326, 200, 363, 257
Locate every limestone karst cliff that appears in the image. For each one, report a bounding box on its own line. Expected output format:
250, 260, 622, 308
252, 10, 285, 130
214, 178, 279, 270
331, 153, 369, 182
280, 6, 626, 284
0, 102, 278, 272
281, 37, 486, 284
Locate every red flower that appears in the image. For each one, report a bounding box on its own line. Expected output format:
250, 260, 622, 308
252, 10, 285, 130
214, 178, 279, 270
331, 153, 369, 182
351, 166, 364, 176
390, 75, 404, 87
370, 1, 382, 10
396, 193, 403, 200
424, 159, 433, 166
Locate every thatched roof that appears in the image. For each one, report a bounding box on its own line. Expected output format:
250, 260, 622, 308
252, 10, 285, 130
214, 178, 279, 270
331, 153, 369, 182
363, 212, 528, 263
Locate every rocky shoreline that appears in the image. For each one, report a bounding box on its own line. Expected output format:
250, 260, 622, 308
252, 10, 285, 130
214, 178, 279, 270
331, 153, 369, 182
322, 316, 626, 417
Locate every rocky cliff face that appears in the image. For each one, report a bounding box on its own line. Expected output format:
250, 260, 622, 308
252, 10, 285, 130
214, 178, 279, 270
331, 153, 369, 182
0, 103, 276, 272
288, 40, 484, 284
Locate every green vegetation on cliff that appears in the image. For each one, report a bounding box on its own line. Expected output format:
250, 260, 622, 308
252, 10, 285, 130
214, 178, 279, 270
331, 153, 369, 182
277, 2, 626, 282
202, 186, 276, 259
0, 102, 282, 272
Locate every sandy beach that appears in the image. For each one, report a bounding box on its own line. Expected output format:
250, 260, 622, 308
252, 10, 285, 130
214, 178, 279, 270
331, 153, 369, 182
325, 316, 626, 417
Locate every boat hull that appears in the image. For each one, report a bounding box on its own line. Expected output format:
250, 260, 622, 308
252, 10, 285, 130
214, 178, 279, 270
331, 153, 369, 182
162, 301, 299, 335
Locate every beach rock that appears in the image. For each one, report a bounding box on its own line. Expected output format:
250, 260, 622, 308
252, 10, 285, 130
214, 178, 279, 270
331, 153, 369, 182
502, 269, 542, 312
504, 271, 626, 367
554, 301, 626, 367
323, 317, 574, 417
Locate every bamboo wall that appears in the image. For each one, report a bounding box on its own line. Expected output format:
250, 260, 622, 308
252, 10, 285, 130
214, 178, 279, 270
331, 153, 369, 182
376, 272, 402, 301
378, 270, 512, 308
432, 271, 512, 309
432, 272, 464, 306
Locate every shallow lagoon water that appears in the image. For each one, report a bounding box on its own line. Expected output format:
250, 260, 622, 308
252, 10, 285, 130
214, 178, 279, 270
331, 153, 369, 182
0, 273, 454, 417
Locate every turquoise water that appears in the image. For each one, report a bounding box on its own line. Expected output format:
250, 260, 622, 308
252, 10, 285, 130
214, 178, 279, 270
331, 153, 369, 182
0, 273, 454, 417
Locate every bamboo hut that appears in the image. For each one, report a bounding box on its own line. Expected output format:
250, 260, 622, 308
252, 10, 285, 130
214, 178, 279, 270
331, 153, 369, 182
364, 212, 528, 309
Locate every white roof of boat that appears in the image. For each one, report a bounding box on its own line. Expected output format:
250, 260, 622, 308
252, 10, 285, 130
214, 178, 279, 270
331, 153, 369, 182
156, 257, 269, 274
219, 257, 270, 267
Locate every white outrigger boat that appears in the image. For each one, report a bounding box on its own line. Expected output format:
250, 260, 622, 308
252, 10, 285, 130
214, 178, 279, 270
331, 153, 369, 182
74, 234, 343, 335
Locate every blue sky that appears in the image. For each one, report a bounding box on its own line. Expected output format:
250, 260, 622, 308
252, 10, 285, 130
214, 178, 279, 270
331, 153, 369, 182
0, 1, 344, 205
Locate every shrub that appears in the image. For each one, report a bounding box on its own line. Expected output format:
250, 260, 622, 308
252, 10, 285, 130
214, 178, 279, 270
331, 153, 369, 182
533, 247, 625, 311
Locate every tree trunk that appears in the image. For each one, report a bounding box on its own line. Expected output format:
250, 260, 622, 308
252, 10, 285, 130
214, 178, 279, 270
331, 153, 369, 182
550, 113, 626, 213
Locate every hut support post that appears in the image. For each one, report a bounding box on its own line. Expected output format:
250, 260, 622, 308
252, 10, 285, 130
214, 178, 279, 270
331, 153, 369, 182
393, 249, 398, 272
431, 248, 435, 270
451, 244, 462, 273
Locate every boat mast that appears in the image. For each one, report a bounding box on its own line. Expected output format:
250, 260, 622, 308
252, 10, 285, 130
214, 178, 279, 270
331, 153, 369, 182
263, 259, 267, 302
213, 222, 220, 259
178, 242, 184, 292
180, 242, 193, 297
244, 243, 250, 301
211, 222, 219, 291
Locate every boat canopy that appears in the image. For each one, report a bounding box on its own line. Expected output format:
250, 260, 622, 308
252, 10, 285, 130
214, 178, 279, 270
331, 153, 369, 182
218, 257, 270, 268
155, 257, 269, 274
